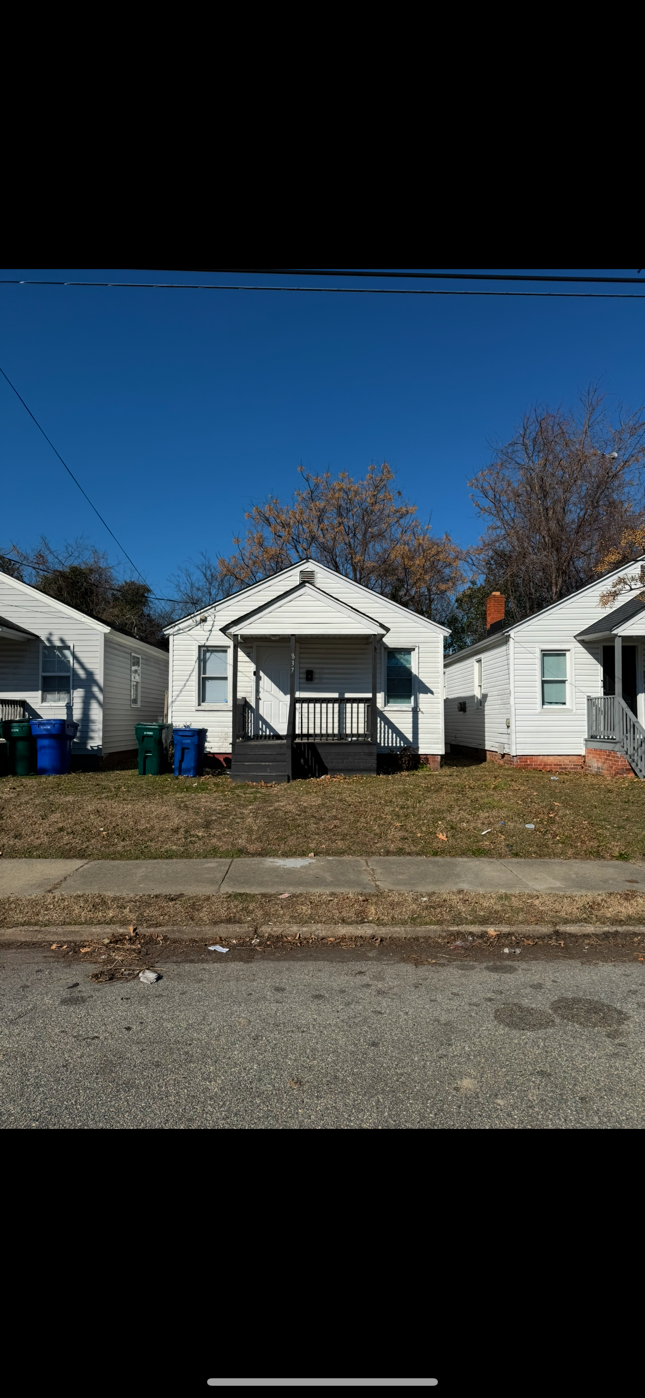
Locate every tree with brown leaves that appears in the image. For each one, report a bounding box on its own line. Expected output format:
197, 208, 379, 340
217, 462, 463, 618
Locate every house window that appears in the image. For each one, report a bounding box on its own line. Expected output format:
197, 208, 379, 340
41, 646, 72, 703
386, 649, 413, 706
200, 648, 228, 704
474, 657, 483, 706
542, 652, 567, 706
131, 653, 141, 707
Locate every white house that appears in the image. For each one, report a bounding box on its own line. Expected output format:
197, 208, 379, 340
165, 559, 448, 781
0, 570, 169, 766
444, 560, 645, 778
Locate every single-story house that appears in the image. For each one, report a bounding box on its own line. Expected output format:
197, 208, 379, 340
0, 569, 169, 766
164, 559, 448, 781
443, 559, 645, 778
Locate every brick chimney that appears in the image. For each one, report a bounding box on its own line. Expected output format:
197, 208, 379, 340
486, 592, 505, 635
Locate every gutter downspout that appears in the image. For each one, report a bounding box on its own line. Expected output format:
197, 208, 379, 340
508, 634, 517, 757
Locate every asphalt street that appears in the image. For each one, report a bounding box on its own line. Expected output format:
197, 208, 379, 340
1, 945, 644, 1128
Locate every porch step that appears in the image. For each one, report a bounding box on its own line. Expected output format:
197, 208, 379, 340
230, 740, 290, 785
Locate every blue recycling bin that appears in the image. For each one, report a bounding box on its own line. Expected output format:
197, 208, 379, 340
30, 719, 79, 775
173, 726, 207, 777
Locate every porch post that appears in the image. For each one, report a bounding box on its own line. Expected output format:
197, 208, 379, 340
371, 638, 378, 743
615, 635, 622, 703
231, 637, 239, 754
287, 633, 296, 780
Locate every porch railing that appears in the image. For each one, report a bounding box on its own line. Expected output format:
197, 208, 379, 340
234, 698, 254, 741
0, 700, 27, 722
587, 694, 645, 779
294, 697, 373, 742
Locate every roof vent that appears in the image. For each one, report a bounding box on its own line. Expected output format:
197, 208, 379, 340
300, 568, 315, 585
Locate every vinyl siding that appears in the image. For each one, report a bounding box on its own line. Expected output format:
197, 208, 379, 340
102, 635, 169, 755
0, 574, 105, 752
167, 563, 445, 754
444, 567, 645, 757
444, 639, 510, 752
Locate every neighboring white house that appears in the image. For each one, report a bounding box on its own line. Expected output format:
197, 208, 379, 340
165, 559, 448, 781
0, 570, 169, 766
444, 559, 645, 778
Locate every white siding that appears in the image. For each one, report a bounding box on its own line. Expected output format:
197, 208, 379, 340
0, 574, 105, 753
444, 565, 645, 757
233, 585, 382, 635
444, 639, 510, 752
167, 562, 446, 755
102, 635, 169, 755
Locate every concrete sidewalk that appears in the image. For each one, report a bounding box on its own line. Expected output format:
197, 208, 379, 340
1, 855, 644, 897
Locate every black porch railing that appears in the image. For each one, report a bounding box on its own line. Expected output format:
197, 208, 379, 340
294, 697, 373, 742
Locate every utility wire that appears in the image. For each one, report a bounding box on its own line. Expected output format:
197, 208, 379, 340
0, 365, 146, 583
2, 278, 645, 298
144, 267, 645, 286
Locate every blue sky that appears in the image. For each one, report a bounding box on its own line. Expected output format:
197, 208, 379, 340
1, 268, 644, 602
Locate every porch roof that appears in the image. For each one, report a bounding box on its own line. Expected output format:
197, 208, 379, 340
224, 582, 389, 638
0, 614, 40, 641
576, 591, 645, 640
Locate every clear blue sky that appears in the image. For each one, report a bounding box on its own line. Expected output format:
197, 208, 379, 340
1, 268, 644, 601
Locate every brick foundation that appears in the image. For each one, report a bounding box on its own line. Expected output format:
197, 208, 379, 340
418, 754, 442, 771
510, 754, 585, 771
584, 747, 634, 777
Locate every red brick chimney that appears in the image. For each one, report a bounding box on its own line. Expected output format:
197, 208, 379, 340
486, 592, 505, 634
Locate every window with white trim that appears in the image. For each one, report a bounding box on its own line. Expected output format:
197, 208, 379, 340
41, 646, 72, 703
200, 647, 228, 704
131, 653, 141, 707
541, 651, 567, 706
386, 649, 413, 706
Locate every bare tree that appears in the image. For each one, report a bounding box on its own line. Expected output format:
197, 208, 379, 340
469, 388, 645, 622
217, 463, 463, 617
168, 552, 237, 616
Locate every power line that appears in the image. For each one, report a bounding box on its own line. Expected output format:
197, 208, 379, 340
2, 278, 645, 299
0, 548, 183, 605
0, 365, 146, 583
144, 267, 645, 286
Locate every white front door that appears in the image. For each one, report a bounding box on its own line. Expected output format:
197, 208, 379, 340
257, 645, 291, 735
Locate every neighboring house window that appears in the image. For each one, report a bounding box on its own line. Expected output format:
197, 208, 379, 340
474, 657, 483, 706
386, 649, 413, 706
542, 652, 567, 705
41, 646, 72, 703
200, 648, 228, 703
131, 654, 141, 707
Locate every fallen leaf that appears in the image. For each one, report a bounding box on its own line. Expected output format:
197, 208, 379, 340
487, 928, 497, 937
437, 833, 448, 842
80, 946, 92, 954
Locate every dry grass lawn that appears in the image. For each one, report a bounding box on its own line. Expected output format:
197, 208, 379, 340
1, 756, 644, 861
3, 889, 645, 929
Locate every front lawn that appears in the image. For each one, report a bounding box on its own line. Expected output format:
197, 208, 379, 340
0, 757, 643, 861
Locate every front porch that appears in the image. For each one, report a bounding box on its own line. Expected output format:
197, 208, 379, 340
579, 617, 645, 779
233, 693, 378, 783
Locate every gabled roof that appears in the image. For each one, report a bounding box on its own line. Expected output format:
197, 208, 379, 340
224, 582, 389, 636
576, 591, 645, 637
164, 557, 450, 635
0, 569, 109, 632
0, 614, 40, 640
445, 554, 645, 664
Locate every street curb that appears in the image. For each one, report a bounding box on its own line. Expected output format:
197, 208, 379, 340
1, 922, 645, 943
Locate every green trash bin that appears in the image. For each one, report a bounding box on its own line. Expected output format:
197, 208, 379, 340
135, 722, 168, 776
1, 719, 35, 776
